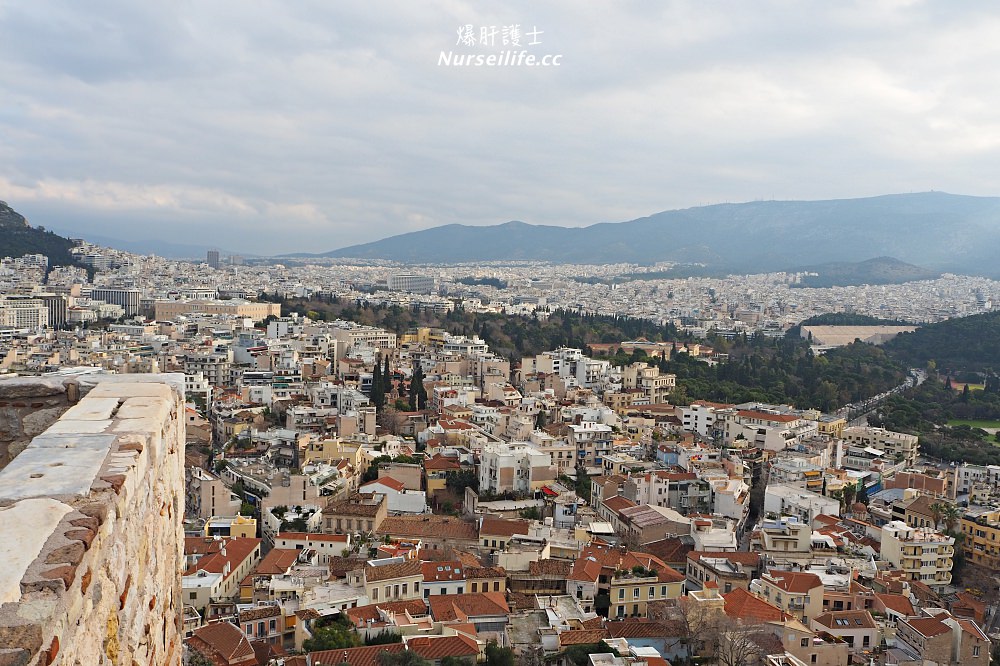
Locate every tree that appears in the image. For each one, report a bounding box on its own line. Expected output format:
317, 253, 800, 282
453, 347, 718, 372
371, 354, 385, 408
303, 616, 361, 652
485, 642, 515, 666
942, 503, 962, 534
647, 596, 724, 660
929, 502, 945, 530
365, 629, 402, 646
441, 658, 475, 666
714, 618, 768, 666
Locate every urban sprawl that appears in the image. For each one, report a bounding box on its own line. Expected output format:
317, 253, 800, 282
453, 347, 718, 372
3, 242, 1000, 666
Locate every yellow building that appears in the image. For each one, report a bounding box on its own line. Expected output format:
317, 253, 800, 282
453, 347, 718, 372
303, 438, 363, 468
364, 561, 424, 603
204, 515, 257, 539
961, 508, 1000, 571
608, 556, 686, 619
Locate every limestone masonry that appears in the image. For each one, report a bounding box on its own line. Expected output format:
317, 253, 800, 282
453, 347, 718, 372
0, 373, 184, 665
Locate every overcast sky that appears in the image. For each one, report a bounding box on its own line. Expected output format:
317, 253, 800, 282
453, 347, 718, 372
2, 1, 1000, 255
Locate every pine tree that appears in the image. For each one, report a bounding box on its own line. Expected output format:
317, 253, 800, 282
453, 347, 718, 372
371, 354, 384, 408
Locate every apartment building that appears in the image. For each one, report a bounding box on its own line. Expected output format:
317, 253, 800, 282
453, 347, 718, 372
752, 571, 824, 624
843, 426, 919, 467
880, 520, 955, 592
478, 442, 554, 495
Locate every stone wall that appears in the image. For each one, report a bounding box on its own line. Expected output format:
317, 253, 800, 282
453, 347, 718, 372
0, 374, 185, 665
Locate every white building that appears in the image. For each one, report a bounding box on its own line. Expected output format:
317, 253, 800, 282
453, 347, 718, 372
843, 426, 919, 467
478, 442, 554, 495
880, 520, 955, 593
763, 484, 840, 524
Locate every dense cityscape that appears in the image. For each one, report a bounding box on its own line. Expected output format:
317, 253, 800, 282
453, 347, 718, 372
2, 238, 1000, 666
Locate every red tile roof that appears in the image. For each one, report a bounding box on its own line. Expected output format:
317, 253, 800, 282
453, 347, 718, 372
428, 592, 509, 622
377, 516, 479, 541
875, 593, 915, 617
763, 571, 822, 594
184, 538, 261, 582
722, 588, 786, 623
558, 629, 610, 646
253, 548, 300, 576
905, 616, 951, 638
365, 560, 423, 583
405, 634, 480, 660
479, 516, 530, 538
362, 476, 407, 493
309, 643, 406, 666
187, 622, 257, 665
422, 561, 466, 582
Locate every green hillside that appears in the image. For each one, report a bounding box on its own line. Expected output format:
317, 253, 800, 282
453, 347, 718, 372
0, 201, 79, 267
883, 310, 1000, 373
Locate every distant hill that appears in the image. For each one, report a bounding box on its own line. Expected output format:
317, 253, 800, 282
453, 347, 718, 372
791, 256, 940, 288
316, 193, 1000, 275
0, 201, 79, 267
883, 310, 1000, 373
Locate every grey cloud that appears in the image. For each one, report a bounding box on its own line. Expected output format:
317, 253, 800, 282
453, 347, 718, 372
1, 1, 999, 254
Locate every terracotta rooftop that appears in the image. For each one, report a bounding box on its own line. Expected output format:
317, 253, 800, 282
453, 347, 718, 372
763, 571, 823, 594
405, 634, 480, 660
723, 588, 786, 623
812, 610, 878, 630
422, 561, 466, 582
184, 538, 261, 582
875, 593, 915, 617
428, 592, 509, 622
377, 515, 478, 541
362, 476, 407, 493
253, 548, 300, 576
905, 616, 951, 638
479, 516, 531, 538
187, 621, 256, 665
528, 559, 573, 576
558, 629, 610, 646
309, 643, 405, 666
365, 560, 423, 583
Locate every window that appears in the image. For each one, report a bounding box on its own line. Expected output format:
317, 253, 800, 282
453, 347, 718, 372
633, 587, 640, 599
661, 585, 668, 596
457, 586, 464, 594
974, 647, 981, 657
801, 638, 809, 648
618, 589, 625, 600
863, 636, 870, 648
424, 589, 430, 599
402, 583, 408, 595
494, 581, 501, 592
471, 583, 478, 592
189, 592, 197, 600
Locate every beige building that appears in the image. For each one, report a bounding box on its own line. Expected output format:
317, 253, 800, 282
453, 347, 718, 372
154, 299, 280, 322
364, 560, 424, 603
880, 520, 955, 592
478, 442, 554, 495
187, 467, 241, 521
895, 612, 991, 666
752, 571, 824, 624
843, 426, 919, 467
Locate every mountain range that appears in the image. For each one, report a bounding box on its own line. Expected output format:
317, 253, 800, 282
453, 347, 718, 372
314, 192, 1000, 276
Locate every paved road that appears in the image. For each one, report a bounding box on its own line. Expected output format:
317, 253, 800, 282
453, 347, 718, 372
838, 368, 927, 426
